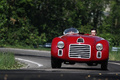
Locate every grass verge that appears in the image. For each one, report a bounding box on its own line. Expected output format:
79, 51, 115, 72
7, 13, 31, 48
0, 52, 23, 69
109, 51, 120, 61
109, 46, 120, 61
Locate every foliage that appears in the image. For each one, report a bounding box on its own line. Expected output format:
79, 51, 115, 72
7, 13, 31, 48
0, 0, 120, 47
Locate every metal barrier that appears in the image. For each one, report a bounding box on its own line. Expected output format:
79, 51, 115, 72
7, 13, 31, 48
112, 47, 120, 51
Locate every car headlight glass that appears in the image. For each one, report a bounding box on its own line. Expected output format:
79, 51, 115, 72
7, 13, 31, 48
57, 41, 64, 49
96, 43, 103, 51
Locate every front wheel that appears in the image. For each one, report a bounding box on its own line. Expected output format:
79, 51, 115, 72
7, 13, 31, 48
51, 56, 62, 68
101, 59, 108, 70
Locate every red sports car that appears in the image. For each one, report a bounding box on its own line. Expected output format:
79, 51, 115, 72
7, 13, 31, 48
51, 28, 109, 70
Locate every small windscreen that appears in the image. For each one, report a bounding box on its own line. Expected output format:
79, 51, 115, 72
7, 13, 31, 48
63, 28, 79, 35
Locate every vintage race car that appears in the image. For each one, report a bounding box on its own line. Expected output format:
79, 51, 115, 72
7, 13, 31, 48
51, 28, 109, 70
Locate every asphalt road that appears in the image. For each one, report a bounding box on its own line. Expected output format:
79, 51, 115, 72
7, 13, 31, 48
0, 48, 120, 80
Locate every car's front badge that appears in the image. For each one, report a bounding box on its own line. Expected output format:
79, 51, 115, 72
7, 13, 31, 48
77, 38, 84, 43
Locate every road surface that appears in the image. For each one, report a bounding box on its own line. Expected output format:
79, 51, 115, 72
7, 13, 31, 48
0, 48, 120, 80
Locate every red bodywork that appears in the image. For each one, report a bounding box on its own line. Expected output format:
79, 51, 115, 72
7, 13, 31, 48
51, 33, 109, 63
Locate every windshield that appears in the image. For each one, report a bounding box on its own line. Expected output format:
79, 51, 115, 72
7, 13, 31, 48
63, 28, 79, 35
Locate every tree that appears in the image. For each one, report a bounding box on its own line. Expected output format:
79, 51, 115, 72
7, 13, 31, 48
0, 0, 119, 47
97, 0, 120, 46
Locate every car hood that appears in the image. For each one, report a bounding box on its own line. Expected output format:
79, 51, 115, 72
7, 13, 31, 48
61, 34, 103, 45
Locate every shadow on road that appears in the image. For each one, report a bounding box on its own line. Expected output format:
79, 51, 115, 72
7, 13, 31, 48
61, 67, 109, 71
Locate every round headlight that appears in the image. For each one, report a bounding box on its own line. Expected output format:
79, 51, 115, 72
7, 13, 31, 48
57, 41, 64, 49
96, 43, 103, 51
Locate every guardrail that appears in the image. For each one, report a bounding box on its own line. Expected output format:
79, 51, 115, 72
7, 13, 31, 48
112, 47, 120, 51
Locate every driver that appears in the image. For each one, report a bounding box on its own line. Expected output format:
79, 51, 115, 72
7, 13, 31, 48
91, 28, 97, 36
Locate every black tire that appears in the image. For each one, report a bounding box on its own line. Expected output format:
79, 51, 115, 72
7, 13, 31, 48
51, 56, 62, 68
101, 59, 108, 70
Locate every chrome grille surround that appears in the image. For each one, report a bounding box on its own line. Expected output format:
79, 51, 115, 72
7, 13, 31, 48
69, 44, 91, 59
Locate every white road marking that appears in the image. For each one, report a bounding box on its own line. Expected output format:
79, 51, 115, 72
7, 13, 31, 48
15, 58, 43, 67
109, 62, 120, 66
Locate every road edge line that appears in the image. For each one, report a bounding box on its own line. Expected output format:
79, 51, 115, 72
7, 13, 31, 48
109, 62, 120, 66
15, 58, 43, 67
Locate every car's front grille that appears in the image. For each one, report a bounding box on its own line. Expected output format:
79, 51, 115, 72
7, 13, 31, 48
69, 44, 91, 59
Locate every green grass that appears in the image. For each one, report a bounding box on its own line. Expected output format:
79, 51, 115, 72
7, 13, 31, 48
109, 51, 120, 61
0, 52, 23, 69
109, 46, 120, 61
